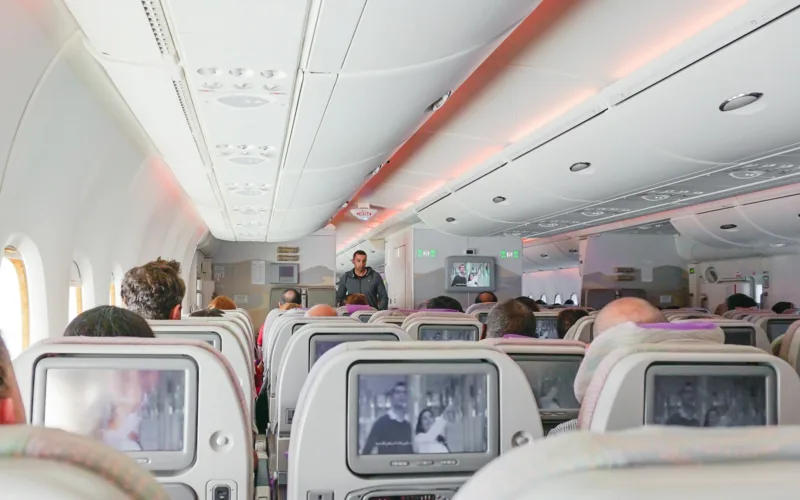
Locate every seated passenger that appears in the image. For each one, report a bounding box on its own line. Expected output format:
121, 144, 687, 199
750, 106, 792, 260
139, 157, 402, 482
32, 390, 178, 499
64, 306, 155, 338
486, 299, 537, 339
189, 308, 225, 317
475, 292, 498, 304
713, 303, 728, 316
535, 299, 547, 306
120, 258, 185, 320
593, 297, 666, 338
209, 295, 237, 310
548, 298, 666, 436
563, 299, 575, 306
306, 304, 337, 317
515, 296, 541, 313
773, 301, 795, 314
427, 295, 464, 312
726, 293, 757, 311
344, 293, 370, 306
0, 332, 26, 424
279, 288, 302, 309
556, 308, 589, 339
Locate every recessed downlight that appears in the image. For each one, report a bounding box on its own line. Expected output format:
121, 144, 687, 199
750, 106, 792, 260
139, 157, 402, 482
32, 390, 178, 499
568, 248, 578, 253
770, 243, 787, 248
569, 162, 591, 173
341, 202, 349, 208
492, 196, 507, 204
430, 91, 452, 111
445, 217, 456, 223
642, 193, 671, 202
229, 68, 254, 77
538, 222, 559, 228
197, 67, 221, 76
720, 224, 738, 230
540, 254, 549, 258
581, 210, 605, 217
719, 92, 763, 112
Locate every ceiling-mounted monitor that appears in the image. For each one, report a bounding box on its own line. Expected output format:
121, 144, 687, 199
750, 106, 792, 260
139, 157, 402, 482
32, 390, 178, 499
444, 256, 496, 293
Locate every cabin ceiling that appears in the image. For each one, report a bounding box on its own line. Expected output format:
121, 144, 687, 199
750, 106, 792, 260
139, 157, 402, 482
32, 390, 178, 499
59, 0, 800, 245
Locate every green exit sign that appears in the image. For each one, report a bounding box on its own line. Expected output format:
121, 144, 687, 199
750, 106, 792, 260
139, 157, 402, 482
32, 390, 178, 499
501, 250, 520, 259
430, 249, 437, 258
513, 250, 520, 259
416, 249, 438, 258
417, 249, 423, 258
500, 251, 507, 259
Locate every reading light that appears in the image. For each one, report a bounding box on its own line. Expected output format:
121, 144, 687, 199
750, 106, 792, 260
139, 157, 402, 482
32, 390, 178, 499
233, 83, 253, 90
770, 243, 787, 248
569, 162, 591, 172
445, 217, 456, 223
197, 67, 221, 76
492, 196, 507, 204
719, 92, 763, 112
642, 193, 671, 202
568, 249, 578, 253
229, 68, 254, 77
430, 91, 452, 111
720, 224, 738, 230
538, 222, 559, 228
202, 82, 223, 90
540, 254, 549, 258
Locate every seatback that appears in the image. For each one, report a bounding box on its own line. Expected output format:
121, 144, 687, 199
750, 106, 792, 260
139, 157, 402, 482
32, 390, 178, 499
454, 426, 800, 500
13, 337, 252, 499
533, 311, 561, 339
351, 310, 377, 323
0, 425, 170, 500
674, 318, 770, 352
289, 342, 542, 499
402, 317, 483, 342
564, 315, 594, 342
466, 302, 496, 316
369, 309, 410, 325
264, 313, 349, 373
273, 325, 412, 473
580, 343, 800, 432
482, 338, 585, 433
754, 315, 800, 343
778, 321, 800, 371
149, 320, 254, 414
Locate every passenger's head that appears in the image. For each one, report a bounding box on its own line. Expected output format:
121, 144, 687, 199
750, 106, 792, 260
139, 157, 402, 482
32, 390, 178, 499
121, 258, 185, 320
772, 301, 795, 314
189, 308, 224, 318
306, 304, 337, 317
0, 332, 25, 424
713, 303, 728, 316
515, 296, 541, 313
534, 299, 547, 306
726, 293, 757, 310
486, 299, 537, 339
209, 295, 236, 310
427, 296, 464, 312
556, 308, 589, 339
279, 288, 301, 308
593, 297, 666, 337
64, 305, 156, 338
563, 299, 575, 306
282, 303, 301, 311
352, 250, 368, 273
475, 292, 497, 304
344, 293, 369, 306
388, 382, 407, 412
416, 408, 436, 434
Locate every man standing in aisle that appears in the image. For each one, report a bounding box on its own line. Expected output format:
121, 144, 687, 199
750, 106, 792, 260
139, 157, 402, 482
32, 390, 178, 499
335, 250, 388, 310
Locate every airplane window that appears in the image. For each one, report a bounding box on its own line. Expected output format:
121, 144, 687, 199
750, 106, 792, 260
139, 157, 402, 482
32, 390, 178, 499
109, 281, 116, 306
570, 293, 579, 305
0, 247, 30, 358
68, 261, 83, 322
554, 294, 562, 305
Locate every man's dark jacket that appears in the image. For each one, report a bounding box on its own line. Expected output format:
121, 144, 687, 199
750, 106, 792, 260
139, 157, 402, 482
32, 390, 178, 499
335, 267, 388, 310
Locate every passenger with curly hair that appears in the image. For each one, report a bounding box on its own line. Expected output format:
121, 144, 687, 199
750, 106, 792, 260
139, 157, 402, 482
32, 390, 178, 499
120, 258, 185, 320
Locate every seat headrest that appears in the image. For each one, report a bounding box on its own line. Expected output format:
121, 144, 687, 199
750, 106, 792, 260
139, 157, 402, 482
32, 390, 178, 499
481, 338, 585, 348
454, 426, 800, 500
574, 321, 724, 403
0, 425, 169, 500
466, 302, 496, 315
345, 304, 374, 315
779, 321, 800, 363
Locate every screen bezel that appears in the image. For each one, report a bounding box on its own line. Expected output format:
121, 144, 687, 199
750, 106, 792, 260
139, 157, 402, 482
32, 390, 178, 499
347, 361, 499, 476
643, 363, 777, 426
534, 317, 558, 339
721, 326, 755, 346
766, 319, 796, 342
418, 324, 479, 342
308, 333, 399, 369
443, 256, 496, 293
154, 331, 221, 351
477, 312, 488, 325
509, 354, 583, 420
32, 356, 199, 472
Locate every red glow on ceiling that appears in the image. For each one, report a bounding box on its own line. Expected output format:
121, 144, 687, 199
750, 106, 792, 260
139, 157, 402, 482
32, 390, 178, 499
613, 0, 747, 79
509, 88, 597, 143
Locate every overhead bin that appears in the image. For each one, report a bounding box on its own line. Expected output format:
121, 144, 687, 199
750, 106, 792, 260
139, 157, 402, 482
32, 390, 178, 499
415, 194, 519, 237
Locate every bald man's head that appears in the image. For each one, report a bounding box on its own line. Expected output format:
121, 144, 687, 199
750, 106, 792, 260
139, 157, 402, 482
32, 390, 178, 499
594, 298, 666, 337
306, 304, 337, 318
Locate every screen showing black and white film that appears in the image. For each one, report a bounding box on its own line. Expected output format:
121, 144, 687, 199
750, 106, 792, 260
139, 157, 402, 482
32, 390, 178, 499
650, 374, 767, 427
448, 262, 492, 289
418, 326, 477, 342
512, 356, 581, 411
357, 373, 488, 455
536, 318, 558, 339
44, 369, 186, 452
722, 327, 755, 346
477, 312, 488, 325
767, 320, 795, 342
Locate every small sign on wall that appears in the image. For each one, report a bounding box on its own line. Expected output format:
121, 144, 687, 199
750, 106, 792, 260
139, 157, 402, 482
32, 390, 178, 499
251, 261, 266, 285
277, 246, 299, 254
233, 294, 249, 305
213, 265, 225, 280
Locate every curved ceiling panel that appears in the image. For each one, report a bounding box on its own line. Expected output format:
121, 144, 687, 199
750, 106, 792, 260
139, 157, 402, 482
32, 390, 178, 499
675, 235, 800, 262
341, 0, 539, 72
608, 8, 800, 165
741, 194, 800, 241
522, 239, 579, 272
291, 154, 386, 207
267, 200, 345, 241
416, 194, 518, 236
